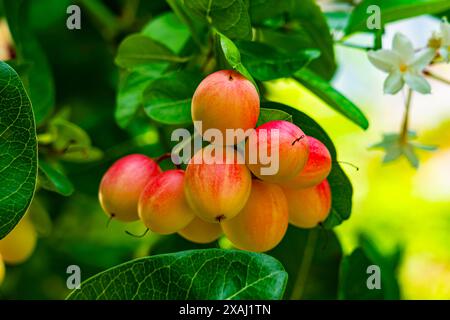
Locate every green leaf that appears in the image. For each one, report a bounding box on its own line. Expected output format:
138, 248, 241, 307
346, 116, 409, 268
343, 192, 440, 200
38, 160, 74, 196
237, 41, 320, 81
256, 108, 293, 126
268, 227, 343, 299
115, 65, 167, 129
339, 234, 401, 300
115, 34, 189, 69
0, 61, 37, 239
184, 0, 252, 40
141, 12, 191, 54
3, 0, 55, 125
294, 69, 369, 130
345, 0, 450, 35
143, 71, 202, 125
249, 0, 289, 24
67, 249, 288, 300
262, 101, 353, 228
219, 33, 258, 90
45, 118, 103, 163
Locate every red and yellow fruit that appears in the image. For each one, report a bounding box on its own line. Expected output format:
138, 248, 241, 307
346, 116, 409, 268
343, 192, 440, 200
99, 154, 161, 222
282, 179, 332, 228
245, 120, 309, 183
178, 217, 222, 244
280, 136, 332, 189
0, 217, 37, 265
184, 145, 252, 223
221, 180, 289, 252
191, 70, 260, 145
139, 170, 195, 234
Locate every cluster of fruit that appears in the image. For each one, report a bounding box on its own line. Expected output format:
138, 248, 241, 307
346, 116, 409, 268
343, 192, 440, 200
99, 70, 332, 252
0, 217, 37, 286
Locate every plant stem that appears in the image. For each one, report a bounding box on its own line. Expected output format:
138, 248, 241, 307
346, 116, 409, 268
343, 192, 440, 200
424, 69, 450, 85
79, 0, 120, 39
400, 89, 413, 144
290, 229, 319, 300
336, 41, 373, 51
166, 0, 204, 50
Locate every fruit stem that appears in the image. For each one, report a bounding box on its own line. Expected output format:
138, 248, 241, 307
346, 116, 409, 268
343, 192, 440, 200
290, 228, 319, 300
156, 153, 181, 169
400, 88, 413, 145
423, 69, 450, 85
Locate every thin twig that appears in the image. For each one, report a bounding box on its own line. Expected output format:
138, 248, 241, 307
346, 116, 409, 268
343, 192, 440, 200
400, 89, 413, 144
424, 69, 450, 85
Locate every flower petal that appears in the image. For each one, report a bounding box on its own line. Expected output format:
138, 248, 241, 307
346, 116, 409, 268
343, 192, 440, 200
383, 71, 404, 94
393, 33, 415, 63
410, 48, 435, 72
404, 72, 431, 94
441, 18, 450, 45
368, 50, 400, 72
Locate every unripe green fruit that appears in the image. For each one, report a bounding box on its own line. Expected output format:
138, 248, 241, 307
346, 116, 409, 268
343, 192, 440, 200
139, 170, 195, 235
191, 70, 260, 145
280, 136, 332, 189
99, 154, 161, 222
245, 120, 309, 183
221, 180, 289, 252
184, 145, 252, 223
0, 217, 37, 265
178, 217, 222, 244
0, 255, 5, 286
282, 179, 332, 228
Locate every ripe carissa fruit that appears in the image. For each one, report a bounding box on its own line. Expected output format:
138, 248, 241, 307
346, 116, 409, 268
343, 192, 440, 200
221, 180, 289, 252
99, 154, 161, 222
0, 217, 37, 265
184, 145, 252, 223
191, 70, 260, 145
178, 217, 222, 244
282, 179, 332, 228
280, 136, 332, 189
138, 170, 195, 234
245, 120, 309, 183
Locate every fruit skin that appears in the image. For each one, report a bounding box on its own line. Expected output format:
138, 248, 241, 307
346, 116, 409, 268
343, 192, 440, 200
280, 136, 332, 189
178, 217, 222, 244
282, 179, 332, 228
245, 120, 309, 183
139, 170, 195, 235
221, 180, 289, 252
0, 217, 37, 265
0, 255, 5, 286
184, 145, 252, 223
191, 70, 260, 145
99, 154, 161, 222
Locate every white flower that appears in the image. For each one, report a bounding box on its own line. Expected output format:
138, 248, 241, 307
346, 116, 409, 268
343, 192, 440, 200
368, 33, 435, 94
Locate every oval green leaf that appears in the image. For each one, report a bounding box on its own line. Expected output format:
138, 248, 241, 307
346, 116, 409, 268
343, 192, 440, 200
345, 0, 450, 35
238, 41, 320, 81
38, 160, 74, 196
294, 69, 369, 130
184, 0, 252, 40
115, 34, 189, 69
143, 71, 202, 125
67, 249, 288, 300
256, 108, 293, 126
0, 61, 37, 239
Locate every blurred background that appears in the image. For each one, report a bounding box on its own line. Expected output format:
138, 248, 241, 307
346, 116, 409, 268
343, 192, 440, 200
0, 0, 449, 299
